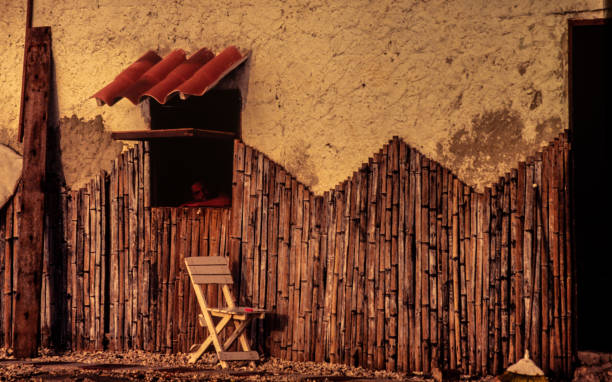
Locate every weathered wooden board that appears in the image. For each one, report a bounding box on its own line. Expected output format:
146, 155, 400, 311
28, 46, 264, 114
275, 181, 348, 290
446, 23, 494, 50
14, 26, 51, 358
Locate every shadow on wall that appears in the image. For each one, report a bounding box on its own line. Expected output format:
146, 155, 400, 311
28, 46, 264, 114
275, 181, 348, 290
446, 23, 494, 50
45, 53, 69, 350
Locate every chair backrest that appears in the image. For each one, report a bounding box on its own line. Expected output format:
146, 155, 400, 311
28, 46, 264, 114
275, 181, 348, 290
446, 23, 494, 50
185, 256, 233, 285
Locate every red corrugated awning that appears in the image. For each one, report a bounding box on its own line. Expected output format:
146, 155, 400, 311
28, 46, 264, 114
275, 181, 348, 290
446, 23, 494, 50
92, 46, 248, 106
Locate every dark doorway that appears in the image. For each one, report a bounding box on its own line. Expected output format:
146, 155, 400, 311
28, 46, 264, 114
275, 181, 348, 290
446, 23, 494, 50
570, 19, 611, 352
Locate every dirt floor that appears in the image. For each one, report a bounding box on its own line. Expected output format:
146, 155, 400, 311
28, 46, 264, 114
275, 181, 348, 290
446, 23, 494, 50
0, 349, 428, 382
1, 349, 610, 381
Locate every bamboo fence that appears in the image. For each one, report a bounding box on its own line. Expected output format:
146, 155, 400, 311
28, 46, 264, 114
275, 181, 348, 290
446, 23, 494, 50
104, 143, 232, 353
230, 133, 574, 377
0, 133, 574, 377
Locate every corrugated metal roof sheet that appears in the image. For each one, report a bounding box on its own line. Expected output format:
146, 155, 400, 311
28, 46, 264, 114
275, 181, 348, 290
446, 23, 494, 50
92, 46, 247, 106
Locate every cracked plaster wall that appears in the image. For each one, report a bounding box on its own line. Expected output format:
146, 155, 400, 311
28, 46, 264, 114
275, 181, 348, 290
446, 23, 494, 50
0, 0, 607, 192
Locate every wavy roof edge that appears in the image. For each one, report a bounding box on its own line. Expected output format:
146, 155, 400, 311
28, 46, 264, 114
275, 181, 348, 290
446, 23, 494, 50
92, 46, 248, 106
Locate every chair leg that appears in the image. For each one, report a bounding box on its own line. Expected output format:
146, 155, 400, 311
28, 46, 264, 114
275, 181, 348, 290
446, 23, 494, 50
236, 321, 253, 352
221, 318, 253, 350
188, 315, 231, 364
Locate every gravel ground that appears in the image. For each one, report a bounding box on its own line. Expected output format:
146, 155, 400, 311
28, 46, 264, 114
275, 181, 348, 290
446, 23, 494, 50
0, 349, 429, 381
1, 349, 610, 381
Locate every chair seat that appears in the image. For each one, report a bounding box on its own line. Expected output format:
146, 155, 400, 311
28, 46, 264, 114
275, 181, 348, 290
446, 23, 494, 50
208, 306, 268, 315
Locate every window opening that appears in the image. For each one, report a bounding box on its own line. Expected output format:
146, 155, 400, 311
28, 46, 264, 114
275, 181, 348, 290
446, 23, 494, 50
147, 88, 241, 207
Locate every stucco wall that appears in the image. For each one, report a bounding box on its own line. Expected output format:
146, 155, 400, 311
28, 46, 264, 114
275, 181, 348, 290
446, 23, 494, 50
0, 0, 607, 193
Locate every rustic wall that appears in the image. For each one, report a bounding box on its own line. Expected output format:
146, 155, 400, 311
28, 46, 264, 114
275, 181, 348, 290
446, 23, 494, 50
0, 0, 606, 192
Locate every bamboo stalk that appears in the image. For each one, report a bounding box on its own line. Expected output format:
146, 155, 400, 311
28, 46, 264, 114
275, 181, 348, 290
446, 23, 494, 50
248, 149, 258, 313
330, 185, 343, 364
321, 191, 332, 359
386, 142, 398, 371
501, 175, 511, 370
304, 192, 315, 361
84, 185, 92, 349
278, 170, 290, 358
428, 161, 438, 372
440, 168, 450, 369
267, 164, 280, 356
482, 187, 491, 372
515, 164, 526, 361
317, 194, 329, 362
450, 177, 460, 370
406, 150, 416, 372
466, 186, 475, 375
0, 199, 7, 347
357, 168, 368, 367
154, 208, 163, 351
539, 149, 549, 372
75, 189, 84, 350
562, 133, 572, 374
119, 153, 129, 350
135, 145, 145, 350
508, 169, 517, 364
94, 176, 103, 349
551, 140, 560, 373
365, 156, 377, 369
475, 191, 484, 374
413, 152, 422, 372
149, 208, 159, 350
258, 156, 269, 351
276, 168, 289, 357
397, 141, 408, 372
420, 156, 430, 373
459, 184, 468, 374
491, 183, 501, 373
12, 190, 22, 350
110, 159, 119, 350
2, 196, 15, 348
375, 153, 385, 370
342, 183, 353, 366
533, 153, 543, 368
523, 158, 535, 362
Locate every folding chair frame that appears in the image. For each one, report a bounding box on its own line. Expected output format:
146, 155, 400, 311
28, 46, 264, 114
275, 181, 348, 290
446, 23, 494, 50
185, 256, 266, 368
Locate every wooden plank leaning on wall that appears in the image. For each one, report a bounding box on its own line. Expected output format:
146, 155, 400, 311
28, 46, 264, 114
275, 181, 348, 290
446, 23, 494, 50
14, 26, 51, 358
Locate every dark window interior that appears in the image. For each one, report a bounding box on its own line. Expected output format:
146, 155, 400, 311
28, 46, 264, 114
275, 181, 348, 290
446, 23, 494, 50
150, 138, 234, 207
149, 89, 240, 207
150, 89, 241, 133
571, 20, 611, 352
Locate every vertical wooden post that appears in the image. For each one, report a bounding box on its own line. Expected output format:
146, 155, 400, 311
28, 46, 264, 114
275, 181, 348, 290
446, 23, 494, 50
14, 26, 51, 358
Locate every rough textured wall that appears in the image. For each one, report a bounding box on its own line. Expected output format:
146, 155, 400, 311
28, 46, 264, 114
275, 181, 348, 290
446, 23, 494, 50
0, 0, 606, 192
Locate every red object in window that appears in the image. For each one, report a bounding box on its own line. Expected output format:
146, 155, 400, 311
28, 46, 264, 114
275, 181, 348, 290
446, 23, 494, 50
180, 194, 231, 208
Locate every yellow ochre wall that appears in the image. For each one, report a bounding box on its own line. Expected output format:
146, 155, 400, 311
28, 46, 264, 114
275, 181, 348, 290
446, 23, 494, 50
0, 0, 607, 193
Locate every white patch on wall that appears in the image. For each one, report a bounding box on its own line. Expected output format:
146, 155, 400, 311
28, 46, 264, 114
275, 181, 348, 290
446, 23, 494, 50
0, 144, 22, 209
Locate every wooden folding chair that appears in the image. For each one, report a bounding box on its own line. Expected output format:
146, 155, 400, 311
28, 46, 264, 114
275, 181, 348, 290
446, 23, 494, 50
184, 256, 267, 367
